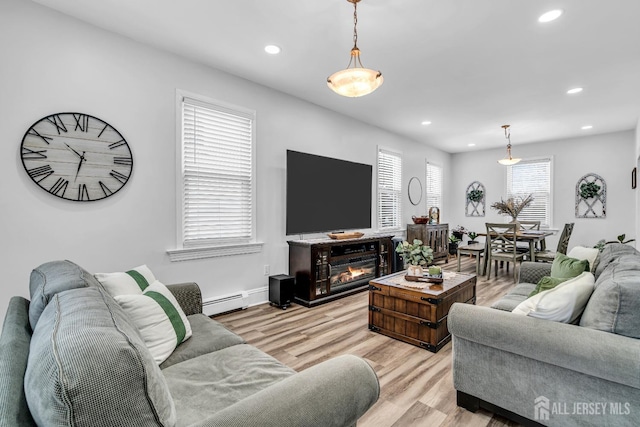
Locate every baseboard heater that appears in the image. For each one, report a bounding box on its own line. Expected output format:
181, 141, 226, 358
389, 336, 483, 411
202, 291, 249, 316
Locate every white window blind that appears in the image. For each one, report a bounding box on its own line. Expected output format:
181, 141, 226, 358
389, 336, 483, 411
426, 162, 443, 211
506, 158, 552, 227
181, 97, 255, 247
377, 148, 402, 230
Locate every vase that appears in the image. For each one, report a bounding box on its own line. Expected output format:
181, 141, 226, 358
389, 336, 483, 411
406, 265, 424, 277
509, 218, 521, 233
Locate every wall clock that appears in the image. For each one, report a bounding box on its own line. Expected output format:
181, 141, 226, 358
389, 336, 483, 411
21, 112, 133, 202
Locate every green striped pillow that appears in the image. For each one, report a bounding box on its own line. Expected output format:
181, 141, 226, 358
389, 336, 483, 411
94, 265, 156, 297
114, 280, 193, 364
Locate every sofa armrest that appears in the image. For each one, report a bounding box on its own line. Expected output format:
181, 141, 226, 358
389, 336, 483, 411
187, 354, 379, 427
166, 282, 202, 316
517, 261, 552, 284
448, 303, 640, 389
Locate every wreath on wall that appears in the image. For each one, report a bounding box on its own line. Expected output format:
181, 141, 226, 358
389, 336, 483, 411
467, 189, 484, 203
579, 182, 601, 199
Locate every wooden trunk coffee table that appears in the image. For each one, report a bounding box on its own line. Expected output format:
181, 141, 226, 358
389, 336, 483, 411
368, 270, 476, 352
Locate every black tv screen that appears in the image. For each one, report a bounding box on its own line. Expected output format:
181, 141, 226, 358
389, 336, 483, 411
286, 150, 372, 235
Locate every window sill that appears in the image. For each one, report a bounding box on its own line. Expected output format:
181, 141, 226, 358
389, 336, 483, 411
167, 241, 264, 262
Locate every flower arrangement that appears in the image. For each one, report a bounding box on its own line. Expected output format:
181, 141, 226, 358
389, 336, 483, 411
490, 194, 534, 220
467, 189, 484, 203
580, 182, 601, 199
452, 225, 468, 236
395, 239, 434, 266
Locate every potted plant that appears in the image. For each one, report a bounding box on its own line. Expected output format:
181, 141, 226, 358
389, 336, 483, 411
490, 194, 534, 228
395, 239, 434, 276
467, 231, 478, 245
452, 225, 468, 240
449, 234, 461, 255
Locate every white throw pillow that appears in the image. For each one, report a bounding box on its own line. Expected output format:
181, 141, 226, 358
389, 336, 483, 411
94, 265, 156, 296
512, 271, 595, 323
115, 280, 193, 364
567, 246, 600, 273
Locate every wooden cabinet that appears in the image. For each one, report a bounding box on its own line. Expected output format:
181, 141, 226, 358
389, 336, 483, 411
288, 235, 394, 307
407, 223, 449, 263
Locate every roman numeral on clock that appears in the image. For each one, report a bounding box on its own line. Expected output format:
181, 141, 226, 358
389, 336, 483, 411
113, 156, 132, 165
45, 114, 67, 134
110, 170, 128, 184
99, 181, 113, 197
73, 114, 89, 132
22, 147, 48, 159
97, 123, 110, 138
108, 139, 127, 149
49, 178, 69, 197
77, 184, 90, 201
27, 165, 54, 182
27, 128, 53, 145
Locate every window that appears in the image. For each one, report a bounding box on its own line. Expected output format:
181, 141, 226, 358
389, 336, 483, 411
506, 158, 552, 227
426, 162, 443, 211
169, 92, 260, 261
377, 148, 402, 230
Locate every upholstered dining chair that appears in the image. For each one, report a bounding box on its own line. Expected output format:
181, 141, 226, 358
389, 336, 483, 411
535, 223, 575, 263
485, 222, 526, 281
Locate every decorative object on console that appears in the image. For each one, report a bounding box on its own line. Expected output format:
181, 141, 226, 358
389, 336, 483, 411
411, 215, 430, 224
408, 176, 423, 205
327, 231, 364, 240
21, 112, 133, 202
575, 173, 606, 218
428, 206, 440, 224
497, 124, 521, 165
327, 0, 383, 97
465, 181, 486, 217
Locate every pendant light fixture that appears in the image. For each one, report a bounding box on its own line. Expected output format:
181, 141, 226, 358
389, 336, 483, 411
327, 0, 383, 97
498, 125, 521, 165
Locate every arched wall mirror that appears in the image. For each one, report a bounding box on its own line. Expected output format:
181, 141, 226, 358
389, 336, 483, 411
408, 176, 423, 206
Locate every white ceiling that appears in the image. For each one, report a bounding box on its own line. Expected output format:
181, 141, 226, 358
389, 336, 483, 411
33, 0, 640, 153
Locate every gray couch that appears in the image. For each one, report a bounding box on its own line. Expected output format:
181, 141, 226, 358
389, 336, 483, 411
0, 260, 379, 427
449, 243, 640, 427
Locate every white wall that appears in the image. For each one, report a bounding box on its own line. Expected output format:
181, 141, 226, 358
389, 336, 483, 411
450, 130, 636, 250
0, 0, 449, 321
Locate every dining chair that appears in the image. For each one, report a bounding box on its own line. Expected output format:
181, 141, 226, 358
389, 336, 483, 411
535, 223, 575, 263
485, 222, 526, 281
516, 221, 542, 253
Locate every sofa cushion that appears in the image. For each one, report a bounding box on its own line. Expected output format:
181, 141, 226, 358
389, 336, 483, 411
162, 344, 295, 426
528, 276, 568, 297
593, 243, 639, 279
567, 246, 600, 273
550, 253, 589, 279
581, 252, 640, 338
24, 287, 176, 427
0, 297, 36, 427
512, 272, 595, 323
28, 260, 102, 329
94, 264, 156, 296
490, 283, 536, 312
160, 314, 245, 369
115, 280, 193, 364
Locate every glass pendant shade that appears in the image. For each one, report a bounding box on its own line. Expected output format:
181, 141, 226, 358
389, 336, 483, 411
327, 49, 383, 97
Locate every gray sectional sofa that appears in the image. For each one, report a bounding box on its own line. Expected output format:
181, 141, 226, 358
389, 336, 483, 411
449, 243, 640, 426
0, 260, 379, 427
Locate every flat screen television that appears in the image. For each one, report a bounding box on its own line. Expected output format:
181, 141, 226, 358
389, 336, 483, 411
286, 150, 372, 235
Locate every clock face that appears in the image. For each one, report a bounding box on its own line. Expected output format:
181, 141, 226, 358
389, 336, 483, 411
21, 113, 133, 202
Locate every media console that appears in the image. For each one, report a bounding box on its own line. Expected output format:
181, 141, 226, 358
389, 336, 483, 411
288, 234, 394, 307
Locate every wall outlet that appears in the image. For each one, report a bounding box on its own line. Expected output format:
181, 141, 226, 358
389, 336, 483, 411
263, 265, 270, 276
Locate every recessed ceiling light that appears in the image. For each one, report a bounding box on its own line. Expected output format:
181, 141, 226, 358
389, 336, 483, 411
421, 121, 432, 126
581, 125, 593, 130
468, 143, 476, 147
538, 9, 563, 23
567, 87, 583, 94
264, 45, 281, 55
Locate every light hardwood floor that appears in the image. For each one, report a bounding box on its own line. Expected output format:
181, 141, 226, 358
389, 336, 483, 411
215, 255, 522, 427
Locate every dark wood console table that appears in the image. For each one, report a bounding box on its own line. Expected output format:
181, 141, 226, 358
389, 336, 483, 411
288, 234, 394, 307
407, 223, 449, 263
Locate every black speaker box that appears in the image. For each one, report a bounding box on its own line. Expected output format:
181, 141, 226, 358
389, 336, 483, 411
269, 274, 294, 309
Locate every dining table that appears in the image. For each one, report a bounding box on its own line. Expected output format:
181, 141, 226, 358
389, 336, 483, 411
479, 229, 554, 275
